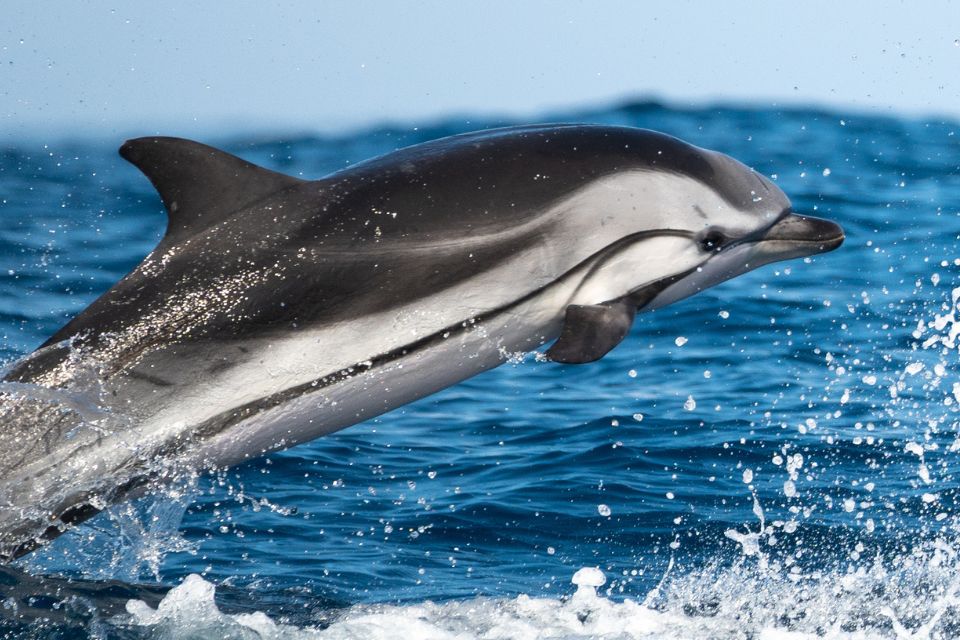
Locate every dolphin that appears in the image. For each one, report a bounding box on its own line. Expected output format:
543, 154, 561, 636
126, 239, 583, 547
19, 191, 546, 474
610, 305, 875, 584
0, 124, 843, 559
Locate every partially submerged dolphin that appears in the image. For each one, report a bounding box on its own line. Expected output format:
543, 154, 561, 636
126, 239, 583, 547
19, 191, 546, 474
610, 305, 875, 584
0, 124, 843, 559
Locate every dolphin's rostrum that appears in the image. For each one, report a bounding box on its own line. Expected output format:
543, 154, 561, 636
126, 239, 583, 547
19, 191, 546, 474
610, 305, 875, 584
0, 124, 843, 559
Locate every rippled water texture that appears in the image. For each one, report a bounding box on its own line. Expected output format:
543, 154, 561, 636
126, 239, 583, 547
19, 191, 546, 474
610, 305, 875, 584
2, 102, 960, 638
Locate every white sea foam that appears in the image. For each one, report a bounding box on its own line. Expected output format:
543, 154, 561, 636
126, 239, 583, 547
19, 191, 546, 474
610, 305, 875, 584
121, 545, 960, 640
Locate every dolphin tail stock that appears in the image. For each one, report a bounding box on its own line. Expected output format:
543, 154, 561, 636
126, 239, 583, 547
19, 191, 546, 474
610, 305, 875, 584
119, 137, 305, 243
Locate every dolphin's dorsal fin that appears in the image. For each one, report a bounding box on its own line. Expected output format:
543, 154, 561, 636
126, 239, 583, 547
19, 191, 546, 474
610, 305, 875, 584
120, 137, 304, 242
545, 300, 636, 364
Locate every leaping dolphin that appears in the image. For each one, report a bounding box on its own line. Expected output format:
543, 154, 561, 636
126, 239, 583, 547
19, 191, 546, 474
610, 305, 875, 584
0, 124, 843, 559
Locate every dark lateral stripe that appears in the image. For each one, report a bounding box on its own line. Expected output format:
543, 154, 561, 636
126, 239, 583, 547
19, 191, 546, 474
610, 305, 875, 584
183, 228, 695, 445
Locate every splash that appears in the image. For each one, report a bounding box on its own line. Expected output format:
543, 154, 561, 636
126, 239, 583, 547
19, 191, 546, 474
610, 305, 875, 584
20, 477, 201, 582
118, 552, 960, 640
0, 344, 201, 575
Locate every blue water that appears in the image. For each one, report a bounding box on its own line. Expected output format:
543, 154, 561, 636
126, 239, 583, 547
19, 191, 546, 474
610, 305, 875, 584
2, 101, 960, 638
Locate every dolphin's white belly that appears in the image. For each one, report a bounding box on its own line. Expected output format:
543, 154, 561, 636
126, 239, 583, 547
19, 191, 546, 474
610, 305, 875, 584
189, 288, 561, 468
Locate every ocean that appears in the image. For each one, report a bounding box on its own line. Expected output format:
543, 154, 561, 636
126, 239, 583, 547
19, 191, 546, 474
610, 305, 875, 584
1, 101, 959, 638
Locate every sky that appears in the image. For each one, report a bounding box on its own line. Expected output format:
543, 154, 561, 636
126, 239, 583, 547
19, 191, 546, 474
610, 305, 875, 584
2, 1, 960, 140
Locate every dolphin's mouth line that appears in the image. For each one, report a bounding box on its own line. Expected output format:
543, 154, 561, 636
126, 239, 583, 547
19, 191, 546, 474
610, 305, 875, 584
761, 236, 846, 246
706, 209, 844, 262
633, 210, 845, 313
721, 207, 793, 253
743, 210, 844, 251
618, 212, 797, 310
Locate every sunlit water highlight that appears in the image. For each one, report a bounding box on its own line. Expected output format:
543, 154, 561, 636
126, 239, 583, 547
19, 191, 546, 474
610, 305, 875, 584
1, 101, 960, 637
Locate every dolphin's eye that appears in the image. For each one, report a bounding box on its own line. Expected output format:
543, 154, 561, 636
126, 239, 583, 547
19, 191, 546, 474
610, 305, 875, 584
699, 231, 726, 252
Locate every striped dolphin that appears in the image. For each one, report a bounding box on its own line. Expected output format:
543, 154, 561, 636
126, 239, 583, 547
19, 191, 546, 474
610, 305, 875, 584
0, 124, 843, 558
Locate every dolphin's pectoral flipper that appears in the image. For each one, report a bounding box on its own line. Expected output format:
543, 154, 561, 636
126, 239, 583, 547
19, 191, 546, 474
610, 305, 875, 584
545, 300, 636, 364
119, 137, 305, 243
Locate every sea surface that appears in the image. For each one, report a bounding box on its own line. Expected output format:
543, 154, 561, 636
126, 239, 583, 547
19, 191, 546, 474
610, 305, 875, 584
1, 101, 959, 638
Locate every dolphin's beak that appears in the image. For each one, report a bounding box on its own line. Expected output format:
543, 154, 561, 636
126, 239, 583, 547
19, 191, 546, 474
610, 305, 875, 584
637, 212, 844, 312
752, 213, 845, 261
